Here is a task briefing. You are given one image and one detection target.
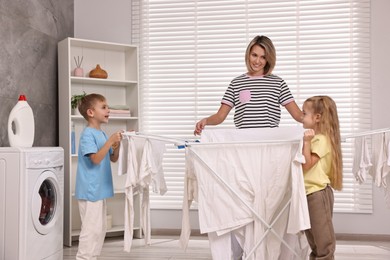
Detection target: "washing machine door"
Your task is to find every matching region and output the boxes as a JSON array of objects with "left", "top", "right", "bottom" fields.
[{"left": 31, "top": 170, "right": 61, "bottom": 235}]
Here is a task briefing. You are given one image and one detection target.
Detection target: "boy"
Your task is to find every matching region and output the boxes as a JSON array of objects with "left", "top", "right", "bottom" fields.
[{"left": 75, "top": 93, "right": 122, "bottom": 260}]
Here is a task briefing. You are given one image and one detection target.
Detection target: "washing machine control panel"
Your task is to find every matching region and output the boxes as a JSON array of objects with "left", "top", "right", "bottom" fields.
[{"left": 25, "top": 149, "right": 64, "bottom": 169}]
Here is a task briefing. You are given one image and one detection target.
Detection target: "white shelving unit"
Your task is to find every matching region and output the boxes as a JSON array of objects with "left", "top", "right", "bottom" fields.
[{"left": 58, "top": 37, "right": 141, "bottom": 247}]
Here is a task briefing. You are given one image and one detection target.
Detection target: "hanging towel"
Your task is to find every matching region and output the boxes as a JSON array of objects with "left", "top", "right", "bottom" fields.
[
  {"left": 384, "top": 132, "right": 390, "bottom": 207},
  {"left": 122, "top": 136, "right": 139, "bottom": 252},
  {"left": 138, "top": 139, "right": 168, "bottom": 245},
  {"left": 371, "top": 133, "right": 390, "bottom": 187},
  {"left": 352, "top": 136, "right": 372, "bottom": 184},
  {"left": 118, "top": 135, "right": 169, "bottom": 251}
]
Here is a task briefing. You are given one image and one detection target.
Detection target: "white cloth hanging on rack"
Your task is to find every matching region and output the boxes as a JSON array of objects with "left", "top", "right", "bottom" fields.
[
  {"left": 180, "top": 126, "right": 310, "bottom": 260},
  {"left": 345, "top": 128, "right": 390, "bottom": 208},
  {"left": 117, "top": 134, "right": 168, "bottom": 252},
  {"left": 352, "top": 136, "right": 372, "bottom": 184},
  {"left": 139, "top": 139, "right": 167, "bottom": 245},
  {"left": 118, "top": 136, "right": 139, "bottom": 252},
  {"left": 370, "top": 132, "right": 390, "bottom": 187},
  {"left": 382, "top": 132, "right": 390, "bottom": 207}
]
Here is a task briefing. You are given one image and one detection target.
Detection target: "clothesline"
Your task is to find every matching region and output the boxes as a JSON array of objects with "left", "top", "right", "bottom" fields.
[
  {"left": 342, "top": 127, "right": 390, "bottom": 141},
  {"left": 121, "top": 131, "right": 189, "bottom": 148},
  {"left": 121, "top": 131, "right": 303, "bottom": 148},
  {"left": 121, "top": 127, "right": 390, "bottom": 147},
  {"left": 185, "top": 139, "right": 301, "bottom": 147}
]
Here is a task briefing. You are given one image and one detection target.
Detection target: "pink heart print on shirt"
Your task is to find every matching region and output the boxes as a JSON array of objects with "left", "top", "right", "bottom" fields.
[{"left": 239, "top": 89, "right": 251, "bottom": 103}]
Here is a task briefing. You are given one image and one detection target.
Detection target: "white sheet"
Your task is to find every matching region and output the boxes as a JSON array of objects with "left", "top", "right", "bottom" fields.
[{"left": 180, "top": 126, "right": 310, "bottom": 259}]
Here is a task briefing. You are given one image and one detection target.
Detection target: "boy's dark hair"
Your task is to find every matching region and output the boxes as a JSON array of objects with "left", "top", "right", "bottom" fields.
[{"left": 78, "top": 93, "right": 106, "bottom": 120}]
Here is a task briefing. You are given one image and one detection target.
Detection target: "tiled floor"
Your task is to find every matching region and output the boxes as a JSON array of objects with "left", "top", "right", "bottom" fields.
[{"left": 63, "top": 236, "right": 390, "bottom": 260}]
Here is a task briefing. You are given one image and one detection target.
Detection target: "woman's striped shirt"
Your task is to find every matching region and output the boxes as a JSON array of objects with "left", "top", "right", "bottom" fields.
[{"left": 221, "top": 73, "right": 294, "bottom": 129}]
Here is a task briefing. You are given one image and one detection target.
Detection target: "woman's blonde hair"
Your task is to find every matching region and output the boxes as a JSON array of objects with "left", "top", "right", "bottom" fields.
[
  {"left": 245, "top": 35, "right": 276, "bottom": 76},
  {"left": 304, "top": 96, "right": 343, "bottom": 190}
]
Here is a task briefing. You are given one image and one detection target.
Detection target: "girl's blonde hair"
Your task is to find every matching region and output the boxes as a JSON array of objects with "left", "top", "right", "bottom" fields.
[
  {"left": 245, "top": 35, "right": 276, "bottom": 76},
  {"left": 305, "top": 96, "right": 343, "bottom": 190}
]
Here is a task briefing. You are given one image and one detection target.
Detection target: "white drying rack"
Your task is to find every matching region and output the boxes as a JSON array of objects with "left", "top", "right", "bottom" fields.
[
  {"left": 121, "top": 130, "right": 307, "bottom": 259},
  {"left": 182, "top": 126, "right": 308, "bottom": 260},
  {"left": 342, "top": 127, "right": 390, "bottom": 141},
  {"left": 187, "top": 143, "right": 304, "bottom": 260},
  {"left": 121, "top": 131, "right": 189, "bottom": 148}
]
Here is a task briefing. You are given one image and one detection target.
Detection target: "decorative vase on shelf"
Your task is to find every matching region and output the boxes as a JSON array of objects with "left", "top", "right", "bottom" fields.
[
  {"left": 74, "top": 67, "right": 84, "bottom": 77},
  {"left": 89, "top": 64, "right": 108, "bottom": 79},
  {"left": 73, "top": 56, "right": 84, "bottom": 77}
]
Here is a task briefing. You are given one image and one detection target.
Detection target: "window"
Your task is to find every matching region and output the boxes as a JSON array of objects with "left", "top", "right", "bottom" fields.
[{"left": 131, "top": 0, "right": 372, "bottom": 213}]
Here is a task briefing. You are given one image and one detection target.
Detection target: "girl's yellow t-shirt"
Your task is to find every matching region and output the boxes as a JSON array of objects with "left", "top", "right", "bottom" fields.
[{"left": 303, "top": 134, "right": 332, "bottom": 195}]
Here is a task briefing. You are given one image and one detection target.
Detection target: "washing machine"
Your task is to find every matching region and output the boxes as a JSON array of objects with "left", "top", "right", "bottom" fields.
[{"left": 0, "top": 147, "right": 64, "bottom": 260}]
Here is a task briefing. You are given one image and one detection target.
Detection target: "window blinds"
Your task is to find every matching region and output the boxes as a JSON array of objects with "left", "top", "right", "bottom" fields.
[{"left": 131, "top": 0, "right": 372, "bottom": 213}]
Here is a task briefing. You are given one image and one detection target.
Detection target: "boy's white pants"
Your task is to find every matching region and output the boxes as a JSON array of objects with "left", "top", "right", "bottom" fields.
[{"left": 76, "top": 200, "right": 107, "bottom": 260}]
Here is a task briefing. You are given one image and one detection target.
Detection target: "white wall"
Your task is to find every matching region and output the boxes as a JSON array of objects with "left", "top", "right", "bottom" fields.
[
  {"left": 75, "top": 0, "right": 390, "bottom": 236},
  {"left": 74, "top": 0, "right": 131, "bottom": 44},
  {"left": 332, "top": 0, "right": 390, "bottom": 236}
]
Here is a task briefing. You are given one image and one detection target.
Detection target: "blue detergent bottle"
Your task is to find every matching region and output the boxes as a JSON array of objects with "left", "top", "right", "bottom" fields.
[{"left": 71, "top": 121, "right": 76, "bottom": 154}]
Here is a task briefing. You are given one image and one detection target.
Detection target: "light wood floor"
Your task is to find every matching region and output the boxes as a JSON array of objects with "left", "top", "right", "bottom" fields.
[{"left": 63, "top": 235, "right": 390, "bottom": 260}]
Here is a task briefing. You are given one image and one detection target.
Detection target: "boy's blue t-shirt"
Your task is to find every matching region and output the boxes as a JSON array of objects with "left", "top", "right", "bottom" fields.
[{"left": 75, "top": 127, "right": 114, "bottom": 201}]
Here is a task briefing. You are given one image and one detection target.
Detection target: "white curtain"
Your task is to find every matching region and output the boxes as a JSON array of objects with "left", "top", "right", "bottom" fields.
[{"left": 131, "top": 0, "right": 372, "bottom": 213}]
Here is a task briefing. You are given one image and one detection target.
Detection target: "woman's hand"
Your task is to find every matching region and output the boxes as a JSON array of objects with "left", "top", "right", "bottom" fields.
[{"left": 194, "top": 118, "right": 207, "bottom": 136}]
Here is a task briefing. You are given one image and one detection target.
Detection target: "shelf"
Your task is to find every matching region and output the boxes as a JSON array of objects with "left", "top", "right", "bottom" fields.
[
  {"left": 71, "top": 225, "right": 141, "bottom": 237},
  {"left": 59, "top": 37, "right": 140, "bottom": 247},
  {"left": 69, "top": 38, "right": 137, "bottom": 52},
  {"left": 71, "top": 115, "right": 138, "bottom": 120},
  {"left": 71, "top": 77, "right": 137, "bottom": 87}
]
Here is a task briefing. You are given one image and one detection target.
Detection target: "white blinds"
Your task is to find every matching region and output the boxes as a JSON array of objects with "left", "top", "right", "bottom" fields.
[{"left": 131, "top": 0, "right": 372, "bottom": 213}]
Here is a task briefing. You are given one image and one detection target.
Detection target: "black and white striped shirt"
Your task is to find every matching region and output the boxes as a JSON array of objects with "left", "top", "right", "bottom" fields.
[{"left": 222, "top": 73, "right": 294, "bottom": 129}]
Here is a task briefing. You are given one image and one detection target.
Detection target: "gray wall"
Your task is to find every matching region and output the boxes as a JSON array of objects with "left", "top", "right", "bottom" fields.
[{"left": 0, "top": 0, "right": 74, "bottom": 147}]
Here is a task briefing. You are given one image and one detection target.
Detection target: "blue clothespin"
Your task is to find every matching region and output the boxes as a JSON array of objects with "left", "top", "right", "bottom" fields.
[{"left": 177, "top": 139, "right": 200, "bottom": 149}]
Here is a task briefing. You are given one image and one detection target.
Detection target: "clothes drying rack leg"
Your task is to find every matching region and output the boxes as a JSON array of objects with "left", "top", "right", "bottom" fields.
[{"left": 188, "top": 148, "right": 304, "bottom": 260}]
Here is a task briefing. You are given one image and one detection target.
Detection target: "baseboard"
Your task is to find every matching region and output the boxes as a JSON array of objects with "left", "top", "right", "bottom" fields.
[
  {"left": 336, "top": 233, "right": 390, "bottom": 241},
  {"left": 150, "top": 229, "right": 390, "bottom": 241},
  {"left": 151, "top": 229, "right": 206, "bottom": 237}
]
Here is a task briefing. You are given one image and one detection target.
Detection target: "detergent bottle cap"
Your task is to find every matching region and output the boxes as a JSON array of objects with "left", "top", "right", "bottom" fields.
[{"left": 18, "top": 95, "right": 27, "bottom": 101}]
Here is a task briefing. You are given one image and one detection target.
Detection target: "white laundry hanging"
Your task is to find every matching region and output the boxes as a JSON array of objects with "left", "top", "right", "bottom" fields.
[
  {"left": 343, "top": 128, "right": 390, "bottom": 208},
  {"left": 180, "top": 126, "right": 310, "bottom": 260},
  {"left": 370, "top": 133, "right": 390, "bottom": 187},
  {"left": 117, "top": 132, "right": 175, "bottom": 252},
  {"left": 345, "top": 129, "right": 390, "bottom": 188},
  {"left": 118, "top": 135, "right": 139, "bottom": 252},
  {"left": 352, "top": 136, "right": 372, "bottom": 184}
]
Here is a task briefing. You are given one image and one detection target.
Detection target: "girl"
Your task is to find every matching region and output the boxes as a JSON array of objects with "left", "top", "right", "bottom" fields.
[{"left": 301, "top": 96, "right": 343, "bottom": 260}]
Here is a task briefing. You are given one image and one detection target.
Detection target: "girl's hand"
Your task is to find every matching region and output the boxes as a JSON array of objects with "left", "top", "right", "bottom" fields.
[{"left": 303, "top": 129, "right": 315, "bottom": 142}]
